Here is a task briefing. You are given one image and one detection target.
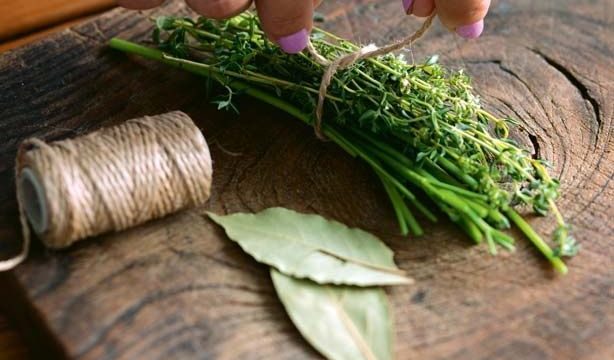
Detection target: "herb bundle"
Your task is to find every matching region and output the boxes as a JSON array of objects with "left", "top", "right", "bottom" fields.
[{"left": 109, "top": 13, "right": 577, "bottom": 273}]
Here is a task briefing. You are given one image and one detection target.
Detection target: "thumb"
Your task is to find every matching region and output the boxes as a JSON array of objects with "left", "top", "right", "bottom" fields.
[{"left": 434, "top": 0, "right": 490, "bottom": 39}]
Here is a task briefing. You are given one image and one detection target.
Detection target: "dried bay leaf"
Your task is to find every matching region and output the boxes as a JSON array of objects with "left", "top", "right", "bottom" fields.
[
  {"left": 208, "top": 207, "right": 411, "bottom": 286},
  {"left": 271, "top": 269, "right": 393, "bottom": 360},
  {"left": 209, "top": 208, "right": 402, "bottom": 358}
]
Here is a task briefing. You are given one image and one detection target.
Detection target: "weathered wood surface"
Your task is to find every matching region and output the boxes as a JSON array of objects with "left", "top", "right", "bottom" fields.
[
  {"left": 0, "top": 314, "right": 28, "bottom": 359},
  {"left": 0, "top": 0, "right": 115, "bottom": 40},
  {"left": 0, "top": 0, "right": 612, "bottom": 359}
]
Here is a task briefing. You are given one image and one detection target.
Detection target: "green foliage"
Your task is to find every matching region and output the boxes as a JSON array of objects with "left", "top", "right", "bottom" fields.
[
  {"left": 109, "top": 12, "right": 577, "bottom": 272},
  {"left": 212, "top": 85, "right": 239, "bottom": 113}
]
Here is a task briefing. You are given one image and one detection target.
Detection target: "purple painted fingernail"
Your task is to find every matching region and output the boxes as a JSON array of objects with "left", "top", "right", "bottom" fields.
[
  {"left": 456, "top": 20, "right": 484, "bottom": 39},
  {"left": 403, "top": 0, "right": 414, "bottom": 14},
  {"left": 278, "top": 29, "right": 309, "bottom": 54}
]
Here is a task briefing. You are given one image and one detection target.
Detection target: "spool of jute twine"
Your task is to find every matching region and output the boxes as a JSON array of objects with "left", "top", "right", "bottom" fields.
[{"left": 0, "top": 111, "right": 212, "bottom": 271}]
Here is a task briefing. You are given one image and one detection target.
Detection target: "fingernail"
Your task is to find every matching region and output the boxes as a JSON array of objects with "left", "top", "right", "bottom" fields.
[
  {"left": 456, "top": 20, "right": 484, "bottom": 39},
  {"left": 278, "top": 29, "right": 309, "bottom": 54},
  {"left": 403, "top": 0, "right": 414, "bottom": 14}
]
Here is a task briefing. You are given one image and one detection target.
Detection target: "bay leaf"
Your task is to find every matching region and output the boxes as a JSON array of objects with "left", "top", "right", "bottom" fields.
[
  {"left": 271, "top": 269, "right": 393, "bottom": 360},
  {"left": 208, "top": 207, "right": 411, "bottom": 286}
]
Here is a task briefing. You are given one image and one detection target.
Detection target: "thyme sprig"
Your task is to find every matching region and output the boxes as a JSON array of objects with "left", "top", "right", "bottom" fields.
[{"left": 109, "top": 13, "right": 578, "bottom": 272}]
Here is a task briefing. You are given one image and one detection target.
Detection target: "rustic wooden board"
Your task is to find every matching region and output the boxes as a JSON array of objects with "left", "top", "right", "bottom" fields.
[
  {"left": 0, "top": 0, "right": 612, "bottom": 359},
  {"left": 0, "top": 314, "right": 28, "bottom": 359},
  {"left": 0, "top": 14, "right": 99, "bottom": 53},
  {"left": 0, "top": 0, "right": 115, "bottom": 40}
]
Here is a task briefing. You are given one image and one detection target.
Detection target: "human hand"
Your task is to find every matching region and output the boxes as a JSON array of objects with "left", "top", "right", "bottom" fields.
[
  {"left": 404, "top": 0, "right": 490, "bottom": 39},
  {"left": 118, "top": 0, "right": 489, "bottom": 55},
  {"left": 118, "top": 0, "right": 322, "bottom": 54}
]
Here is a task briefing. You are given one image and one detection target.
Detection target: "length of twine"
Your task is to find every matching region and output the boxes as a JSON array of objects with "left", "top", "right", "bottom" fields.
[
  {"left": 0, "top": 111, "right": 212, "bottom": 271},
  {"left": 306, "top": 13, "right": 436, "bottom": 138}
]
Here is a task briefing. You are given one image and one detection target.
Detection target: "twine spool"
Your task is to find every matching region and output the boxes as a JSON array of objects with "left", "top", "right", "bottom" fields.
[{"left": 0, "top": 111, "right": 212, "bottom": 271}]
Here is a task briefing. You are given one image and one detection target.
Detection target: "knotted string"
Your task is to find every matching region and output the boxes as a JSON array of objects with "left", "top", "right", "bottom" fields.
[{"left": 307, "top": 13, "right": 436, "bottom": 139}]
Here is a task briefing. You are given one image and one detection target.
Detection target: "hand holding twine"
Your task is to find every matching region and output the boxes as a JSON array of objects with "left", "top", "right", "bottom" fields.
[{"left": 307, "top": 14, "right": 436, "bottom": 138}]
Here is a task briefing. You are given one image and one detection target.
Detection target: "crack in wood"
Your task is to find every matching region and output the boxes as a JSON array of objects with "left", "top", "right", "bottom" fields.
[
  {"left": 530, "top": 48, "right": 602, "bottom": 130},
  {"left": 528, "top": 133, "right": 541, "bottom": 159}
]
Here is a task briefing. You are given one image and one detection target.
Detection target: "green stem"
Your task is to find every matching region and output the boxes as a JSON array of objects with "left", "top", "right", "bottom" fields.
[
  {"left": 346, "top": 134, "right": 438, "bottom": 222},
  {"left": 109, "top": 36, "right": 571, "bottom": 272},
  {"left": 379, "top": 173, "right": 409, "bottom": 236},
  {"left": 436, "top": 156, "right": 478, "bottom": 188},
  {"left": 505, "top": 209, "right": 568, "bottom": 274},
  {"left": 109, "top": 39, "right": 314, "bottom": 127},
  {"left": 110, "top": 38, "right": 436, "bottom": 238}
]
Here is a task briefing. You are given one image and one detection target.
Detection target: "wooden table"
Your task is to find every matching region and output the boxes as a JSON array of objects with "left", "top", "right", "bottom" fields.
[
  {"left": 0, "top": 2, "right": 115, "bottom": 358},
  {"left": 0, "top": 0, "right": 612, "bottom": 359},
  {"left": 0, "top": 0, "right": 115, "bottom": 52}
]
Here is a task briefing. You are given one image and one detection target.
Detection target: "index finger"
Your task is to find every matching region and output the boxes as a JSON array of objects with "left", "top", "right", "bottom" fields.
[
  {"left": 434, "top": 0, "right": 490, "bottom": 38},
  {"left": 255, "top": 0, "right": 314, "bottom": 54}
]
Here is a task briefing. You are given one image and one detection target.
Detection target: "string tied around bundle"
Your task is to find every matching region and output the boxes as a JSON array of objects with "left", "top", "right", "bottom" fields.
[
  {"left": 306, "top": 13, "right": 436, "bottom": 139},
  {"left": 0, "top": 111, "right": 213, "bottom": 271}
]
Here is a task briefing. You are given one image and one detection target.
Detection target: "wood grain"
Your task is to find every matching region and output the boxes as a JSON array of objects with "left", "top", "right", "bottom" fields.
[
  {"left": 0, "top": 15, "right": 97, "bottom": 53},
  {"left": 0, "top": 0, "right": 115, "bottom": 40},
  {"left": 0, "top": 315, "right": 28, "bottom": 359},
  {"left": 0, "top": 0, "right": 612, "bottom": 359}
]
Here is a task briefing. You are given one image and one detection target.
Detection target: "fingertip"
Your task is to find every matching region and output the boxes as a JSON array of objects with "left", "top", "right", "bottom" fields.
[
  {"left": 412, "top": 0, "right": 435, "bottom": 18},
  {"left": 278, "top": 29, "right": 309, "bottom": 54},
  {"left": 456, "top": 19, "right": 484, "bottom": 39},
  {"left": 403, "top": 0, "right": 414, "bottom": 14},
  {"left": 434, "top": 0, "right": 490, "bottom": 31},
  {"left": 256, "top": 0, "right": 313, "bottom": 54}
]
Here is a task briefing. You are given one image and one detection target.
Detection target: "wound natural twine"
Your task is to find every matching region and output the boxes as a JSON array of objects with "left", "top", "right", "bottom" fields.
[
  {"left": 307, "top": 13, "right": 436, "bottom": 139},
  {"left": 0, "top": 111, "right": 212, "bottom": 271}
]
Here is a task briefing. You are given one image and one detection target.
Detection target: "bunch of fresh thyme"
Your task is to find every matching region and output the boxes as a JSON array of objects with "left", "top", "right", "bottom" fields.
[{"left": 109, "top": 13, "right": 578, "bottom": 273}]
